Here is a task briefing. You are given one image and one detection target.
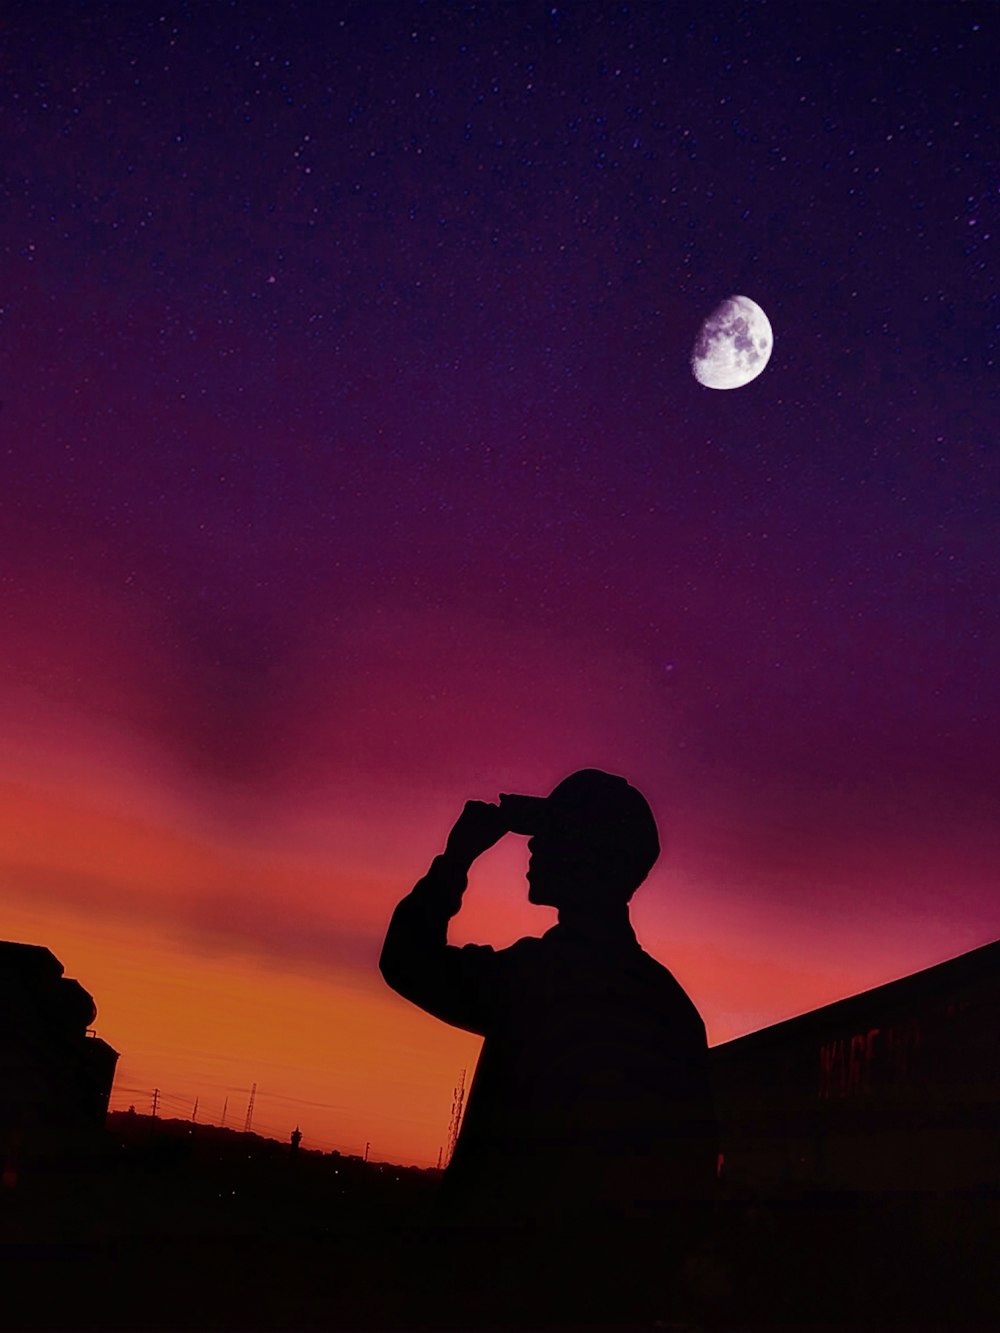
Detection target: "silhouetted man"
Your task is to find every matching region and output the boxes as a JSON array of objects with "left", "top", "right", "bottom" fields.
[{"left": 380, "top": 769, "right": 716, "bottom": 1319}]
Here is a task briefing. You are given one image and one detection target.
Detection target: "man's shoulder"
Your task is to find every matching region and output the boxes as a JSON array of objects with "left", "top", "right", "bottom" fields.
[
  {"left": 634, "top": 947, "right": 708, "bottom": 1040},
  {"left": 495, "top": 933, "right": 548, "bottom": 962}
]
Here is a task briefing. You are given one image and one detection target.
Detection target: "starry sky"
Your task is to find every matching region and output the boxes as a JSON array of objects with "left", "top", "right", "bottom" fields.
[{"left": 2, "top": 1, "right": 998, "bottom": 1165}]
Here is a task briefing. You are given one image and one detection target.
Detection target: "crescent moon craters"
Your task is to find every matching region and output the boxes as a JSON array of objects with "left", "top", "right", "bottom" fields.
[{"left": 691, "top": 295, "right": 773, "bottom": 390}]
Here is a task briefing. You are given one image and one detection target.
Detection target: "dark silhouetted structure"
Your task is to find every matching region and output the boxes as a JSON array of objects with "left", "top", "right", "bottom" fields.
[
  {"left": 712, "top": 936, "right": 1000, "bottom": 1196},
  {"left": 381, "top": 770, "right": 717, "bottom": 1319},
  {"left": 0, "top": 941, "right": 118, "bottom": 1186},
  {"left": 708, "top": 938, "right": 1000, "bottom": 1326}
]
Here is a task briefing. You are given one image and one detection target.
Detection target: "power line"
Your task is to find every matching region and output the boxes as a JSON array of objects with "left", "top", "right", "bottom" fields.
[{"left": 253, "top": 1090, "right": 350, "bottom": 1112}]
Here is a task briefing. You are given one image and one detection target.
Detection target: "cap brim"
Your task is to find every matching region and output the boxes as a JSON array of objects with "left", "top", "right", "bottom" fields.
[{"left": 498, "top": 793, "right": 548, "bottom": 836}]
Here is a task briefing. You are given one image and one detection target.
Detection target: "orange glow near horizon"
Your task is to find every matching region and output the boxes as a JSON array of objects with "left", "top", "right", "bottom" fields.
[{"left": 0, "top": 892, "right": 481, "bottom": 1167}]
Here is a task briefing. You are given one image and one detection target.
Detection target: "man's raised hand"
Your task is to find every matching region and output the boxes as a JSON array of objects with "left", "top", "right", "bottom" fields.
[{"left": 443, "top": 800, "right": 508, "bottom": 873}]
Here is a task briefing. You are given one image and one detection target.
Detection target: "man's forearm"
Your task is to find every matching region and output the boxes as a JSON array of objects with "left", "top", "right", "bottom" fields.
[{"left": 378, "top": 853, "right": 469, "bottom": 999}]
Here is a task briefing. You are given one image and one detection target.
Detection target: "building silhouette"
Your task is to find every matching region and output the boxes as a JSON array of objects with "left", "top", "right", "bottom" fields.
[
  {"left": 707, "top": 938, "right": 1000, "bottom": 1326},
  {"left": 711, "top": 936, "right": 1000, "bottom": 1197},
  {"left": 0, "top": 940, "right": 118, "bottom": 1185}
]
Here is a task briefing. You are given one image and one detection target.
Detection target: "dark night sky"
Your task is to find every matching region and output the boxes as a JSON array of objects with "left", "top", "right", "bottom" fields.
[{"left": 2, "top": 1, "right": 998, "bottom": 1161}]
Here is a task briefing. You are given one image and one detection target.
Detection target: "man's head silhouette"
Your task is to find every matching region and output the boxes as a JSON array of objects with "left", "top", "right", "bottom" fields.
[{"left": 500, "top": 769, "right": 660, "bottom": 909}]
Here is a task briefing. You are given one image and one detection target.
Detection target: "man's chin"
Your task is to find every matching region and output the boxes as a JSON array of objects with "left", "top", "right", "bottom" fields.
[{"left": 527, "top": 880, "right": 554, "bottom": 907}]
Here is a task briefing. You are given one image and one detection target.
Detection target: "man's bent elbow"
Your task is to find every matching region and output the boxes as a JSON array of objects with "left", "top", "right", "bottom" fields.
[
  {"left": 379, "top": 926, "right": 419, "bottom": 1000},
  {"left": 379, "top": 938, "right": 403, "bottom": 993}
]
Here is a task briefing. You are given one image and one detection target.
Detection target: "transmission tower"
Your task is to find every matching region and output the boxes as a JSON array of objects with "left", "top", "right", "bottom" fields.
[
  {"left": 220, "top": 1096, "right": 228, "bottom": 1128},
  {"left": 244, "top": 1083, "right": 256, "bottom": 1134},
  {"left": 446, "top": 1068, "right": 466, "bottom": 1167}
]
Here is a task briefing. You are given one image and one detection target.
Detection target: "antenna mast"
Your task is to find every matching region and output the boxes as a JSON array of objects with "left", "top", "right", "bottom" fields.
[
  {"left": 244, "top": 1083, "right": 256, "bottom": 1134},
  {"left": 446, "top": 1068, "right": 466, "bottom": 1167}
]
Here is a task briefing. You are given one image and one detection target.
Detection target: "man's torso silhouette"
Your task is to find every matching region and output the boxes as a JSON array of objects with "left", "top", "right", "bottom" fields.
[{"left": 381, "top": 853, "right": 715, "bottom": 1229}]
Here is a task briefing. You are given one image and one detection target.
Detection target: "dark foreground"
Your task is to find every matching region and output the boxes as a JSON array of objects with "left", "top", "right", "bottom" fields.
[{"left": 1, "top": 1123, "right": 997, "bottom": 1331}]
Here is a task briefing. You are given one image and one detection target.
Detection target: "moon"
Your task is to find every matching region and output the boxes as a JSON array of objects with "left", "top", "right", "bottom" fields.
[{"left": 691, "top": 295, "right": 773, "bottom": 390}]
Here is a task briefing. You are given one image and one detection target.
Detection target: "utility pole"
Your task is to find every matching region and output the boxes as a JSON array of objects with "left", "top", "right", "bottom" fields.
[
  {"left": 192, "top": 1097, "right": 198, "bottom": 1122},
  {"left": 364, "top": 1141, "right": 370, "bottom": 1162},
  {"left": 151, "top": 1088, "right": 159, "bottom": 1119},
  {"left": 244, "top": 1083, "right": 256, "bottom": 1134},
  {"left": 220, "top": 1097, "right": 228, "bottom": 1128},
  {"left": 446, "top": 1068, "right": 466, "bottom": 1167},
  {"left": 436, "top": 1146, "right": 443, "bottom": 1171}
]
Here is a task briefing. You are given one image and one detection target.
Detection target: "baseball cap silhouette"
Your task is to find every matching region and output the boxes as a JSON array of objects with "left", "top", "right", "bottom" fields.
[{"left": 501, "top": 769, "right": 660, "bottom": 889}]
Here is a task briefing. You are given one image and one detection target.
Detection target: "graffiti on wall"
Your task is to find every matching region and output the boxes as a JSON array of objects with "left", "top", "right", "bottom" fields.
[{"left": 818, "top": 1018, "right": 923, "bottom": 1100}]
